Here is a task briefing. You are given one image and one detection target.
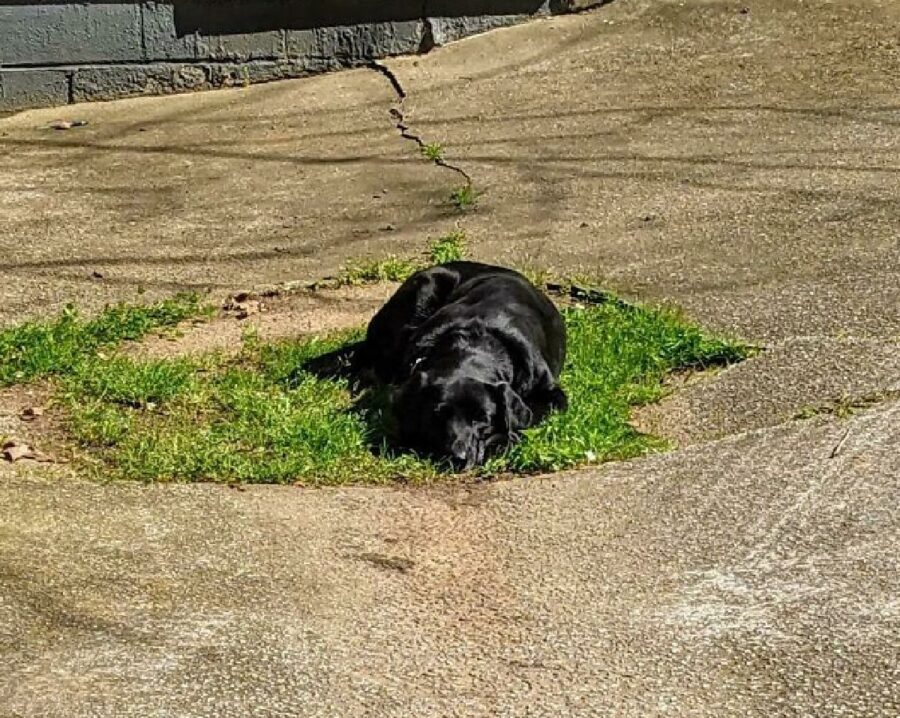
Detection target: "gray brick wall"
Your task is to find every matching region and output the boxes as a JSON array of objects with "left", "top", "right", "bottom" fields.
[{"left": 0, "top": 0, "right": 605, "bottom": 111}]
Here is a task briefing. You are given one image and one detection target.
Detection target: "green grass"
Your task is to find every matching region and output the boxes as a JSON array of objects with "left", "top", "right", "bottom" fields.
[
  {"left": 335, "top": 256, "right": 420, "bottom": 286},
  {"left": 420, "top": 142, "right": 445, "bottom": 162},
  {"left": 63, "top": 329, "right": 441, "bottom": 484},
  {"left": 503, "top": 303, "right": 746, "bottom": 471},
  {"left": 450, "top": 184, "right": 478, "bottom": 211},
  {"left": 331, "top": 232, "right": 468, "bottom": 287},
  {"left": 427, "top": 231, "right": 467, "bottom": 264},
  {"left": 56, "top": 298, "right": 748, "bottom": 485},
  {"left": 0, "top": 294, "right": 204, "bottom": 386}
]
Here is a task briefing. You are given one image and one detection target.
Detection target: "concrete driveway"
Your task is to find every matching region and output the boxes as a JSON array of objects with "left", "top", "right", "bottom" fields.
[{"left": 1, "top": 1, "right": 899, "bottom": 716}]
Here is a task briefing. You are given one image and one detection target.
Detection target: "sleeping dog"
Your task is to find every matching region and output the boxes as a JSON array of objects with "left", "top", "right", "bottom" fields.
[{"left": 361, "top": 261, "right": 567, "bottom": 468}]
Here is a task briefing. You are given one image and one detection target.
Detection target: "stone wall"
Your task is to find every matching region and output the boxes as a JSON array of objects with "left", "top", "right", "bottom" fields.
[{"left": 0, "top": 1, "right": 602, "bottom": 111}]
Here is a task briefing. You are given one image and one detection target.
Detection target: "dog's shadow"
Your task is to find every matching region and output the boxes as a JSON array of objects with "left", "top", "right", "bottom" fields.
[{"left": 289, "top": 341, "right": 405, "bottom": 459}]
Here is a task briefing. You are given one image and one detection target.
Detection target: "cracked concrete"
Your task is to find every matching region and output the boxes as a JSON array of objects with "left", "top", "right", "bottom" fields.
[
  {"left": 370, "top": 59, "right": 474, "bottom": 185},
  {"left": 387, "top": 0, "right": 900, "bottom": 345},
  {"left": 1, "top": 0, "right": 900, "bottom": 715}
]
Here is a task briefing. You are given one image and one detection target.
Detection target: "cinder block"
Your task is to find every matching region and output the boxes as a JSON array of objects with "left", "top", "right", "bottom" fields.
[
  {"left": 0, "top": 4, "right": 142, "bottom": 65},
  {"left": 427, "top": 15, "right": 530, "bottom": 46},
  {"left": 0, "top": 68, "right": 70, "bottom": 111},
  {"left": 197, "top": 31, "right": 286, "bottom": 62},
  {"left": 423, "top": 0, "right": 550, "bottom": 45},
  {"left": 72, "top": 65, "right": 207, "bottom": 103},
  {"left": 287, "top": 21, "right": 425, "bottom": 65},
  {"left": 142, "top": 2, "right": 198, "bottom": 61}
]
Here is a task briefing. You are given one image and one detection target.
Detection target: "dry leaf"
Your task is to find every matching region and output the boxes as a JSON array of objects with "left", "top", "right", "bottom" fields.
[
  {"left": 2, "top": 440, "right": 36, "bottom": 462},
  {"left": 1, "top": 439, "right": 56, "bottom": 463},
  {"left": 50, "top": 119, "right": 88, "bottom": 131}
]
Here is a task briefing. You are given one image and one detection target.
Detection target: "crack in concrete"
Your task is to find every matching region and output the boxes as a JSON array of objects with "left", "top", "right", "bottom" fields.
[{"left": 368, "top": 60, "right": 472, "bottom": 186}]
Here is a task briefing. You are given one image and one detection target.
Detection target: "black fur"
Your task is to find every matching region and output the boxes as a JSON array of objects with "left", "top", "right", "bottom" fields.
[{"left": 361, "top": 262, "right": 567, "bottom": 468}]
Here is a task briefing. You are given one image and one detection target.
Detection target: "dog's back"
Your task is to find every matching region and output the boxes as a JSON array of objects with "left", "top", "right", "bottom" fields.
[
  {"left": 413, "top": 267, "right": 566, "bottom": 379},
  {"left": 365, "top": 262, "right": 563, "bottom": 382}
]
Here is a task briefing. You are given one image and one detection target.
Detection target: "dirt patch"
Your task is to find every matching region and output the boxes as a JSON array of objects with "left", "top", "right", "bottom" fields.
[
  {"left": 130, "top": 283, "right": 397, "bottom": 359},
  {"left": 0, "top": 382, "right": 71, "bottom": 466}
]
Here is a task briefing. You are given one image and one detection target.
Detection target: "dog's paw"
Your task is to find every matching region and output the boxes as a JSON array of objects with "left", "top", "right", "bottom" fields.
[{"left": 547, "top": 386, "right": 568, "bottom": 412}]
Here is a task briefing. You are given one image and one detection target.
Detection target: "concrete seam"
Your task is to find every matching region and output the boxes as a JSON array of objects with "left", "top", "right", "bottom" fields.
[{"left": 420, "top": 0, "right": 435, "bottom": 54}]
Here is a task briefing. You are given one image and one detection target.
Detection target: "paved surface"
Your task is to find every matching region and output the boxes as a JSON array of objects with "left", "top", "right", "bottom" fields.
[{"left": 1, "top": 1, "right": 899, "bottom": 716}]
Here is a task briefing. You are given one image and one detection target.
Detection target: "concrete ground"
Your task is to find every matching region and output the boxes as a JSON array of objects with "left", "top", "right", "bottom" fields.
[{"left": 1, "top": 0, "right": 899, "bottom": 716}]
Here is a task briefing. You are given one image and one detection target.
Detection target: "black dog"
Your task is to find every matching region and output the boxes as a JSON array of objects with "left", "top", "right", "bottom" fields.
[{"left": 359, "top": 261, "right": 568, "bottom": 468}]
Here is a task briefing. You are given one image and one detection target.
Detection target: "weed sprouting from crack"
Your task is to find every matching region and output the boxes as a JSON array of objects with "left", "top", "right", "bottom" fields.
[
  {"left": 420, "top": 142, "right": 445, "bottom": 163},
  {"left": 334, "top": 256, "right": 420, "bottom": 287},
  {"left": 450, "top": 184, "right": 478, "bottom": 211}
]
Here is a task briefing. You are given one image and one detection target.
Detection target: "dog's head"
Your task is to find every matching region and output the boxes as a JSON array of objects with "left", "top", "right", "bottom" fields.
[{"left": 393, "top": 371, "right": 533, "bottom": 469}]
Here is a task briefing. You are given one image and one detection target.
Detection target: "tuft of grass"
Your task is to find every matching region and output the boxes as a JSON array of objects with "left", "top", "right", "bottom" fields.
[
  {"left": 335, "top": 256, "right": 419, "bottom": 286},
  {"left": 0, "top": 294, "right": 204, "bottom": 387},
  {"left": 427, "top": 231, "right": 467, "bottom": 264},
  {"left": 64, "top": 356, "right": 198, "bottom": 408},
  {"left": 60, "top": 294, "right": 749, "bottom": 485},
  {"left": 330, "top": 233, "right": 470, "bottom": 288},
  {"left": 450, "top": 184, "right": 477, "bottom": 211},
  {"left": 420, "top": 142, "right": 445, "bottom": 162},
  {"left": 517, "top": 265, "right": 555, "bottom": 289}
]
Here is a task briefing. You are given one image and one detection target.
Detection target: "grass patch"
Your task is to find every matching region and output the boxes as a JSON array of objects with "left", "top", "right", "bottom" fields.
[
  {"left": 58, "top": 297, "right": 748, "bottom": 484},
  {"left": 0, "top": 294, "right": 204, "bottom": 387},
  {"left": 503, "top": 303, "right": 746, "bottom": 471},
  {"left": 450, "top": 184, "right": 478, "bottom": 211},
  {"left": 64, "top": 356, "right": 199, "bottom": 408}
]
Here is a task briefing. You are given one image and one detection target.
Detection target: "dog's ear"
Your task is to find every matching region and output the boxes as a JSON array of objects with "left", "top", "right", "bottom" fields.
[
  {"left": 494, "top": 383, "right": 533, "bottom": 433},
  {"left": 396, "top": 370, "right": 429, "bottom": 406}
]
